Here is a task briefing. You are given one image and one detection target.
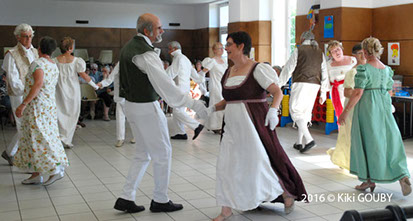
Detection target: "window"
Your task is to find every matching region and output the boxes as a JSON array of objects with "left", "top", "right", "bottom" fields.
[
  {"left": 219, "top": 3, "right": 228, "bottom": 58},
  {"left": 271, "top": 0, "right": 296, "bottom": 65},
  {"left": 288, "top": 0, "right": 297, "bottom": 55}
]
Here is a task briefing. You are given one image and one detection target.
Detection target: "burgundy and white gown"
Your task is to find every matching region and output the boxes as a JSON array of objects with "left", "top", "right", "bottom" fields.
[{"left": 215, "top": 63, "right": 307, "bottom": 211}]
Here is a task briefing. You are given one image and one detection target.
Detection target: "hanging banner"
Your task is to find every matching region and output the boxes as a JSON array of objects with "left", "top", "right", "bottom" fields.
[
  {"left": 388, "top": 42, "right": 400, "bottom": 66},
  {"left": 324, "top": 16, "right": 334, "bottom": 38}
]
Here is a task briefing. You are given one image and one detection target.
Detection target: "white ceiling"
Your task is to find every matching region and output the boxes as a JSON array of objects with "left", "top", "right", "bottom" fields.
[{"left": 55, "top": 0, "right": 225, "bottom": 5}]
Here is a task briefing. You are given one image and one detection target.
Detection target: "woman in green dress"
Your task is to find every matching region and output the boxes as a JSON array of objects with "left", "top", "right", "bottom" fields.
[{"left": 338, "top": 37, "right": 411, "bottom": 196}]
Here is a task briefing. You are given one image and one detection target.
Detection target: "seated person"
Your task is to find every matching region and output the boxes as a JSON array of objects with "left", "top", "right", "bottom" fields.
[
  {"left": 0, "top": 73, "right": 14, "bottom": 125},
  {"left": 82, "top": 63, "right": 105, "bottom": 120},
  {"left": 95, "top": 66, "right": 114, "bottom": 121},
  {"left": 89, "top": 63, "right": 102, "bottom": 82}
]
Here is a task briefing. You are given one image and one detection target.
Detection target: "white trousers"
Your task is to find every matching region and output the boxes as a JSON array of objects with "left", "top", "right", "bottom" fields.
[
  {"left": 6, "top": 95, "right": 23, "bottom": 156},
  {"left": 289, "top": 82, "right": 320, "bottom": 123},
  {"left": 170, "top": 107, "right": 199, "bottom": 136},
  {"left": 120, "top": 101, "right": 171, "bottom": 203},
  {"left": 116, "top": 100, "right": 126, "bottom": 140}
]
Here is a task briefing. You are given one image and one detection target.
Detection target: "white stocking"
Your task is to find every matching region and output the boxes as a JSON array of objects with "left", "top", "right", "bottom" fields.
[{"left": 296, "top": 119, "right": 313, "bottom": 145}]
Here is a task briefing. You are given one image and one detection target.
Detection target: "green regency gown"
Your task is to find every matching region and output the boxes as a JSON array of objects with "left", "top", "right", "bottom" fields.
[{"left": 350, "top": 64, "right": 410, "bottom": 183}]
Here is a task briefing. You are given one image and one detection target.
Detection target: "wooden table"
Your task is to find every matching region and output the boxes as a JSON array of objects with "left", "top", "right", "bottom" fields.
[{"left": 392, "top": 96, "right": 413, "bottom": 139}]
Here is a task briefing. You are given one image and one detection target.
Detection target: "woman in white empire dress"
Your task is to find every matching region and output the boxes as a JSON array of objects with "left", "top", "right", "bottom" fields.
[
  {"left": 54, "top": 37, "right": 99, "bottom": 148},
  {"left": 205, "top": 32, "right": 307, "bottom": 221},
  {"left": 201, "top": 42, "right": 228, "bottom": 134}
]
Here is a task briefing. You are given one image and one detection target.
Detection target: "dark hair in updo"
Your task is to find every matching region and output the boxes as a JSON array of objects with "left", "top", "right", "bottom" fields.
[
  {"left": 352, "top": 43, "right": 362, "bottom": 54},
  {"left": 227, "top": 31, "right": 252, "bottom": 56},
  {"left": 39, "top": 36, "right": 57, "bottom": 56}
]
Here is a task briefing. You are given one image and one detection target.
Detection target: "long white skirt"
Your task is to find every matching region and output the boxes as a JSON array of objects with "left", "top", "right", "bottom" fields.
[
  {"left": 206, "top": 79, "right": 224, "bottom": 130},
  {"left": 216, "top": 102, "right": 283, "bottom": 211},
  {"left": 56, "top": 78, "right": 81, "bottom": 146}
]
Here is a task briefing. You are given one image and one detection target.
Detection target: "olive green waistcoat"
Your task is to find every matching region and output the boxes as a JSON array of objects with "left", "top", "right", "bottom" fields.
[{"left": 119, "top": 36, "right": 160, "bottom": 102}]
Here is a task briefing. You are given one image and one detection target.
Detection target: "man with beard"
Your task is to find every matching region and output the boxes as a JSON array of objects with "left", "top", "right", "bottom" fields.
[{"left": 113, "top": 13, "right": 207, "bottom": 213}]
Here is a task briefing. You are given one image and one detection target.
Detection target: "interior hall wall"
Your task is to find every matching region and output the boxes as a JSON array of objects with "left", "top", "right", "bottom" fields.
[
  {"left": 296, "top": 4, "right": 413, "bottom": 85},
  {"left": 0, "top": 25, "right": 214, "bottom": 66},
  {"left": 228, "top": 20, "right": 272, "bottom": 63},
  {"left": 296, "top": 7, "right": 372, "bottom": 56},
  {"left": 373, "top": 4, "right": 413, "bottom": 84}
]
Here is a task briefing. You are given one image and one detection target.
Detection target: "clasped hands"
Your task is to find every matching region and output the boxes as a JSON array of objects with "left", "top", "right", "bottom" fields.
[{"left": 194, "top": 100, "right": 215, "bottom": 119}]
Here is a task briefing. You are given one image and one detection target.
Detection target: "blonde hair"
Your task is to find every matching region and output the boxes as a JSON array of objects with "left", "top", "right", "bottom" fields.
[
  {"left": 212, "top": 42, "right": 223, "bottom": 51},
  {"left": 361, "top": 37, "right": 383, "bottom": 58},
  {"left": 327, "top": 40, "right": 343, "bottom": 53},
  {"left": 60, "top": 37, "right": 74, "bottom": 54}
]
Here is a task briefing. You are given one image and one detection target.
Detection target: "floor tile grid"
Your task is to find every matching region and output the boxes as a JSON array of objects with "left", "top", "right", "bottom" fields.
[
  {"left": 70, "top": 125, "right": 207, "bottom": 220},
  {"left": 77, "top": 122, "right": 254, "bottom": 220},
  {"left": 2, "top": 158, "right": 23, "bottom": 221},
  {"left": 76, "top": 123, "right": 247, "bottom": 220},
  {"left": 0, "top": 130, "right": 23, "bottom": 220},
  {"left": 1, "top": 118, "right": 413, "bottom": 221},
  {"left": 64, "top": 136, "right": 138, "bottom": 221},
  {"left": 60, "top": 121, "right": 413, "bottom": 220}
]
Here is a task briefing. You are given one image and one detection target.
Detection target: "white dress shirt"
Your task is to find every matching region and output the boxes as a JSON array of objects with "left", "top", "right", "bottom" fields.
[
  {"left": 131, "top": 33, "right": 193, "bottom": 108},
  {"left": 166, "top": 49, "right": 192, "bottom": 93}
]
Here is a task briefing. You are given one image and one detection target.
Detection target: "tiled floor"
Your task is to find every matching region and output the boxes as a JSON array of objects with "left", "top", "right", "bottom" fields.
[{"left": 1, "top": 117, "right": 412, "bottom": 221}]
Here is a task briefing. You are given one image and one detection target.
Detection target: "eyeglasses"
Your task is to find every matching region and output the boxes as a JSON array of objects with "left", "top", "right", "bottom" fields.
[
  {"left": 21, "top": 35, "right": 33, "bottom": 39},
  {"left": 225, "top": 42, "right": 234, "bottom": 48},
  {"left": 330, "top": 48, "right": 342, "bottom": 54}
]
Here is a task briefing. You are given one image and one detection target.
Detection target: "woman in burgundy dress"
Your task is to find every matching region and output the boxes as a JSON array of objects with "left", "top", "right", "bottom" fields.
[{"left": 205, "top": 31, "right": 307, "bottom": 221}]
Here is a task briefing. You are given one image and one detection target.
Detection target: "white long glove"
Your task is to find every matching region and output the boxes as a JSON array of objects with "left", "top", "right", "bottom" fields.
[
  {"left": 319, "top": 92, "right": 326, "bottom": 104},
  {"left": 88, "top": 80, "right": 99, "bottom": 90},
  {"left": 264, "top": 107, "right": 279, "bottom": 130},
  {"left": 196, "top": 105, "right": 216, "bottom": 120}
]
